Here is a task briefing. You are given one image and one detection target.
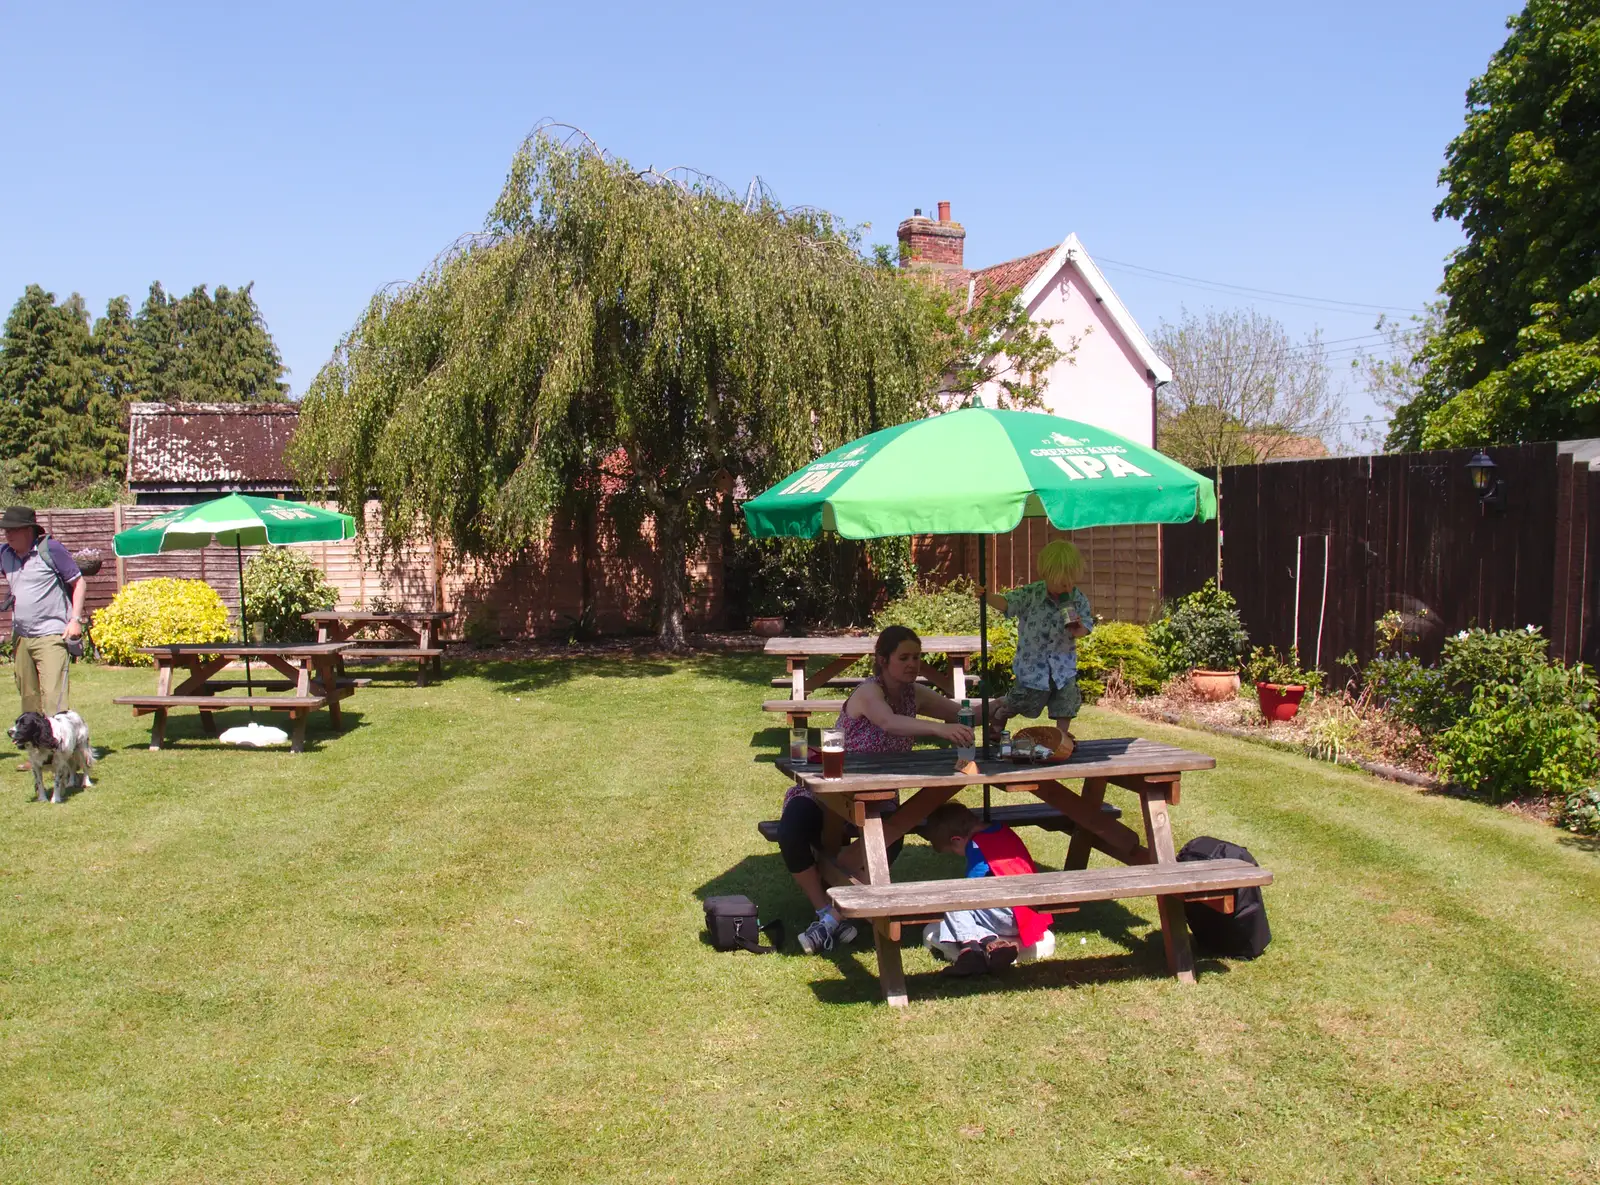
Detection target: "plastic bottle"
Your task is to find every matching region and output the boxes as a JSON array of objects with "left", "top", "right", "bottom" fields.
[{"left": 956, "top": 698, "right": 976, "bottom": 764}]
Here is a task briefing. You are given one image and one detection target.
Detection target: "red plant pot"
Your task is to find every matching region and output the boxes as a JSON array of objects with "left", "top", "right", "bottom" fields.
[
  {"left": 1256, "top": 682, "right": 1307, "bottom": 722},
  {"left": 750, "top": 616, "right": 786, "bottom": 638}
]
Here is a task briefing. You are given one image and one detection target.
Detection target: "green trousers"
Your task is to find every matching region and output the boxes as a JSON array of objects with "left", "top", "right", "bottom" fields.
[{"left": 14, "top": 634, "right": 69, "bottom": 716}]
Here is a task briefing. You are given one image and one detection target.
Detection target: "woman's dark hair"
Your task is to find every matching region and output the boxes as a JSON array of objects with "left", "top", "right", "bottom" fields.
[{"left": 873, "top": 625, "right": 921, "bottom": 672}]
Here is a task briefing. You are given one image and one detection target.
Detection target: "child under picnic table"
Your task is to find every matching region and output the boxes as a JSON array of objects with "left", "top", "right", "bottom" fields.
[
  {"left": 918, "top": 801, "right": 1057, "bottom": 974},
  {"left": 983, "top": 539, "right": 1093, "bottom": 738}
]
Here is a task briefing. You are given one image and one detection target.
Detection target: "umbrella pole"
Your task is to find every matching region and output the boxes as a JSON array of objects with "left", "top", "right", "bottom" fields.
[
  {"left": 978, "top": 532, "right": 991, "bottom": 824},
  {"left": 235, "top": 541, "right": 256, "bottom": 720}
]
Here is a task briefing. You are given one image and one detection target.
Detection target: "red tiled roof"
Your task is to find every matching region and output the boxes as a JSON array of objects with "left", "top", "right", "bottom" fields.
[
  {"left": 127, "top": 402, "right": 300, "bottom": 487},
  {"left": 967, "top": 247, "right": 1057, "bottom": 303},
  {"left": 1247, "top": 433, "right": 1330, "bottom": 462}
]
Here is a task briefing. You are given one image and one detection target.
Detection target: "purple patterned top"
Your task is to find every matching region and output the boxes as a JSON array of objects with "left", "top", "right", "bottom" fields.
[
  {"left": 839, "top": 675, "right": 917, "bottom": 754},
  {"left": 785, "top": 675, "right": 916, "bottom": 806}
]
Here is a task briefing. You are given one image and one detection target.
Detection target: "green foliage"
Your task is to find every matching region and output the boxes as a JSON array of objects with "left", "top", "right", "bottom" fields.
[
  {"left": 1363, "top": 654, "right": 1450, "bottom": 733},
  {"left": 1433, "top": 660, "right": 1600, "bottom": 801},
  {"left": 91, "top": 577, "right": 231, "bottom": 666},
  {"left": 1559, "top": 786, "right": 1600, "bottom": 835},
  {"left": 1243, "top": 646, "right": 1323, "bottom": 692},
  {"left": 729, "top": 534, "right": 888, "bottom": 628},
  {"left": 462, "top": 603, "right": 501, "bottom": 649},
  {"left": 242, "top": 547, "right": 338, "bottom": 643},
  {"left": 1076, "top": 621, "right": 1162, "bottom": 702},
  {"left": 1147, "top": 580, "right": 1249, "bottom": 675},
  {"left": 290, "top": 128, "right": 954, "bottom": 648},
  {"left": 0, "top": 286, "right": 104, "bottom": 490},
  {"left": 0, "top": 280, "right": 284, "bottom": 496},
  {"left": 869, "top": 577, "right": 1017, "bottom": 694},
  {"left": 1399, "top": 0, "right": 1600, "bottom": 448}
]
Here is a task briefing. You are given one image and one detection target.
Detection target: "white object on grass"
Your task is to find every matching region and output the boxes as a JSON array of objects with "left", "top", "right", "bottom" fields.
[{"left": 219, "top": 722, "right": 289, "bottom": 747}]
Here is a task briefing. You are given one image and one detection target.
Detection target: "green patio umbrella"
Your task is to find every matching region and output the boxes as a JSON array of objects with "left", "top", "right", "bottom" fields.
[
  {"left": 112, "top": 494, "right": 358, "bottom": 741},
  {"left": 743, "top": 406, "right": 1216, "bottom": 755}
]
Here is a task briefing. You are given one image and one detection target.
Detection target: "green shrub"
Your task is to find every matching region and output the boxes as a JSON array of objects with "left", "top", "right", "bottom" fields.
[
  {"left": 1432, "top": 660, "right": 1600, "bottom": 801},
  {"left": 1148, "top": 580, "right": 1248, "bottom": 676},
  {"left": 1363, "top": 654, "right": 1449, "bottom": 733},
  {"left": 1437, "top": 625, "right": 1551, "bottom": 724},
  {"left": 1559, "top": 787, "right": 1600, "bottom": 835},
  {"left": 1076, "top": 621, "right": 1162, "bottom": 702},
  {"left": 869, "top": 577, "right": 1018, "bottom": 694},
  {"left": 91, "top": 578, "right": 231, "bottom": 666},
  {"left": 242, "top": 547, "right": 338, "bottom": 643},
  {"left": 463, "top": 603, "right": 501, "bottom": 649}
]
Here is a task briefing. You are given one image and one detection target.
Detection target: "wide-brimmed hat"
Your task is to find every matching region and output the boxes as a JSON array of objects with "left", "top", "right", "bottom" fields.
[{"left": 0, "top": 506, "right": 41, "bottom": 533}]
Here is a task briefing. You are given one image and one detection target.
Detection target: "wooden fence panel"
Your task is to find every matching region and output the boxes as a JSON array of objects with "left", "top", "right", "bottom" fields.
[{"left": 1162, "top": 444, "right": 1571, "bottom": 673}]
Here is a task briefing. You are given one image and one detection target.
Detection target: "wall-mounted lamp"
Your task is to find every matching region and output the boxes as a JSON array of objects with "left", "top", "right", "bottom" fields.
[{"left": 1466, "top": 451, "right": 1506, "bottom": 512}]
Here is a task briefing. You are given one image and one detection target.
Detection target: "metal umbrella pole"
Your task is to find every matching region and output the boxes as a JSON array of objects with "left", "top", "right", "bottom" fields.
[
  {"left": 979, "top": 531, "right": 991, "bottom": 822},
  {"left": 234, "top": 540, "right": 257, "bottom": 721}
]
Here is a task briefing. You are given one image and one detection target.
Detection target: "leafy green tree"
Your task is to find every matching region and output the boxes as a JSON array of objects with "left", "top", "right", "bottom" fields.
[
  {"left": 0, "top": 285, "right": 103, "bottom": 489},
  {"left": 88, "top": 295, "right": 143, "bottom": 477},
  {"left": 292, "top": 129, "right": 950, "bottom": 647},
  {"left": 1406, "top": 0, "right": 1600, "bottom": 447},
  {"left": 135, "top": 281, "right": 286, "bottom": 402}
]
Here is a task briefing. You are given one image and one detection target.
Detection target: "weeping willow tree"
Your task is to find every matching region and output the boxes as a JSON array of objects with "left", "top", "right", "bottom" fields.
[{"left": 291, "top": 128, "right": 950, "bottom": 647}]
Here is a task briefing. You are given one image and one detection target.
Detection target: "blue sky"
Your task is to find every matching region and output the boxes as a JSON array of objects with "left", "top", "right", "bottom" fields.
[{"left": 1, "top": 1, "right": 1520, "bottom": 440}]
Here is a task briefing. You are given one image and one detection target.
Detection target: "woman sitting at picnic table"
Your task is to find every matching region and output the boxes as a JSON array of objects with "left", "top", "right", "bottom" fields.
[{"left": 779, "top": 624, "right": 975, "bottom": 955}]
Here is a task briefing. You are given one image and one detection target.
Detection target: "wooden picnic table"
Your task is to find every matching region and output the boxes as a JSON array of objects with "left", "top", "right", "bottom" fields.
[
  {"left": 762, "top": 635, "right": 983, "bottom": 727},
  {"left": 113, "top": 642, "right": 357, "bottom": 752},
  {"left": 775, "top": 737, "right": 1270, "bottom": 1006},
  {"left": 303, "top": 610, "right": 451, "bottom": 686}
]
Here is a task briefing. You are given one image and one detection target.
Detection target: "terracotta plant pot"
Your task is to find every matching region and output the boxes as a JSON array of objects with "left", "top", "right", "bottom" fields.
[
  {"left": 750, "top": 616, "right": 786, "bottom": 637},
  {"left": 1257, "top": 682, "right": 1307, "bottom": 722},
  {"left": 1190, "top": 669, "right": 1241, "bottom": 702}
]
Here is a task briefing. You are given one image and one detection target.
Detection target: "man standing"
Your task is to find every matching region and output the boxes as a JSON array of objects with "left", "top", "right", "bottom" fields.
[{"left": 0, "top": 507, "right": 84, "bottom": 719}]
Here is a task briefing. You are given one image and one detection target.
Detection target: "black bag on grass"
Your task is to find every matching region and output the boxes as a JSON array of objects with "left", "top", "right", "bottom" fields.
[
  {"left": 702, "top": 895, "right": 782, "bottom": 953},
  {"left": 1177, "top": 836, "right": 1271, "bottom": 958}
]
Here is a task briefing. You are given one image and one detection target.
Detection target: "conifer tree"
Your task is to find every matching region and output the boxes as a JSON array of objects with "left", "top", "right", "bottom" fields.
[{"left": 0, "top": 286, "right": 102, "bottom": 489}]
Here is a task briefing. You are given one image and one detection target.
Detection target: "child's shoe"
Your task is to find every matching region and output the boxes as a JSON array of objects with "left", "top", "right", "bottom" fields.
[
  {"left": 796, "top": 910, "right": 857, "bottom": 954},
  {"left": 946, "top": 941, "right": 989, "bottom": 977},
  {"left": 982, "top": 936, "right": 1019, "bottom": 971}
]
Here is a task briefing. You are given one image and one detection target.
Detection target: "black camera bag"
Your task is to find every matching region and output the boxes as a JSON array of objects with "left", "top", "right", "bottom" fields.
[
  {"left": 1177, "top": 835, "right": 1271, "bottom": 958},
  {"left": 703, "top": 895, "right": 782, "bottom": 953}
]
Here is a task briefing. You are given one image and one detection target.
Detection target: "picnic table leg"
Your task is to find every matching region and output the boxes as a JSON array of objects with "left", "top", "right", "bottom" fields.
[
  {"left": 786, "top": 658, "right": 806, "bottom": 701},
  {"left": 313, "top": 657, "right": 343, "bottom": 729},
  {"left": 199, "top": 710, "right": 218, "bottom": 738},
  {"left": 148, "top": 709, "right": 168, "bottom": 751},
  {"left": 950, "top": 657, "right": 968, "bottom": 701},
  {"left": 1138, "top": 784, "right": 1196, "bottom": 984},
  {"left": 856, "top": 804, "right": 907, "bottom": 1008},
  {"left": 1064, "top": 777, "right": 1108, "bottom": 870},
  {"left": 290, "top": 710, "right": 309, "bottom": 754}
]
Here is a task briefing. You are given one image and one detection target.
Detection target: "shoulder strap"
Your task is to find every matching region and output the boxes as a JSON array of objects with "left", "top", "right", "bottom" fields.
[
  {"left": 36, "top": 535, "right": 74, "bottom": 602},
  {"left": 735, "top": 917, "right": 784, "bottom": 954}
]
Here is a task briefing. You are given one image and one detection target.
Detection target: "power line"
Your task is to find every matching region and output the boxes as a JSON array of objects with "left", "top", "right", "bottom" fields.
[{"left": 1098, "top": 256, "right": 1424, "bottom": 317}]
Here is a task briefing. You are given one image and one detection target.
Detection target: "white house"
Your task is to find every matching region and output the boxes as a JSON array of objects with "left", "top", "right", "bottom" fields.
[{"left": 898, "top": 202, "right": 1170, "bottom": 446}]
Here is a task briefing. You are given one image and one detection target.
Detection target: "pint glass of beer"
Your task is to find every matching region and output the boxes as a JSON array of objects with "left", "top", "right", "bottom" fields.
[{"left": 820, "top": 728, "right": 845, "bottom": 779}]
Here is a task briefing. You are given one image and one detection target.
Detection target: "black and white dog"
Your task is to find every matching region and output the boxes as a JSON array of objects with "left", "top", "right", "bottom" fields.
[{"left": 9, "top": 711, "right": 95, "bottom": 804}]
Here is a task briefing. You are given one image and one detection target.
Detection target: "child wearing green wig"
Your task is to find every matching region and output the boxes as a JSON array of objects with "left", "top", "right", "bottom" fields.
[{"left": 984, "top": 539, "right": 1093, "bottom": 735}]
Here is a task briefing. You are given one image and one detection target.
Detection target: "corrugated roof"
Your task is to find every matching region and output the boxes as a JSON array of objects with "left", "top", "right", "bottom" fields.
[{"left": 127, "top": 402, "right": 300, "bottom": 487}]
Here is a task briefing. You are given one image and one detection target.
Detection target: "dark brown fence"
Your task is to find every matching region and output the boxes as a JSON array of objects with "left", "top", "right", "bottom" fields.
[{"left": 1162, "top": 443, "right": 1600, "bottom": 672}]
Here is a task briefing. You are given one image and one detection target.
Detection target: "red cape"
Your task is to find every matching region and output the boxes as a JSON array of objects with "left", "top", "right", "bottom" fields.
[{"left": 971, "top": 825, "right": 1052, "bottom": 946}]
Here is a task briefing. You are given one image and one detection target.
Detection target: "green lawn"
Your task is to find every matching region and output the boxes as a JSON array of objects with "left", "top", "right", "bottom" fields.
[{"left": 2, "top": 656, "right": 1597, "bottom": 1183}]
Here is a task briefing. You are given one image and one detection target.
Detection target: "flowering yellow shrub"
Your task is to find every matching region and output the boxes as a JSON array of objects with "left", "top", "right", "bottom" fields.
[{"left": 92, "top": 578, "right": 231, "bottom": 666}]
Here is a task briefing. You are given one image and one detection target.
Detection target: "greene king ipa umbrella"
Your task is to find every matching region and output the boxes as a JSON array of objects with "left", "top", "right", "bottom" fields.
[
  {"left": 743, "top": 406, "right": 1216, "bottom": 751},
  {"left": 112, "top": 494, "right": 358, "bottom": 744}
]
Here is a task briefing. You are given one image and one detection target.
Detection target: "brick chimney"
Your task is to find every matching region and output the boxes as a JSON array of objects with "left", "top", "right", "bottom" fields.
[{"left": 897, "top": 200, "right": 965, "bottom": 271}]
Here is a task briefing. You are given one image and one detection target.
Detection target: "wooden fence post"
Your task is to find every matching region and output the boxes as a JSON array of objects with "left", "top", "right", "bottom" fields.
[{"left": 112, "top": 503, "right": 126, "bottom": 590}]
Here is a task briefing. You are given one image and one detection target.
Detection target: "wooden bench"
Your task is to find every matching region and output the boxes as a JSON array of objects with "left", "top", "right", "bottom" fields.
[
  {"left": 112, "top": 695, "right": 328, "bottom": 752},
  {"left": 201, "top": 677, "right": 371, "bottom": 693},
  {"left": 338, "top": 647, "right": 445, "bottom": 687},
  {"left": 762, "top": 698, "right": 849, "bottom": 727},
  {"left": 756, "top": 799, "right": 1122, "bottom": 844},
  {"left": 828, "top": 859, "right": 1273, "bottom": 997},
  {"left": 767, "top": 676, "right": 936, "bottom": 690}
]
